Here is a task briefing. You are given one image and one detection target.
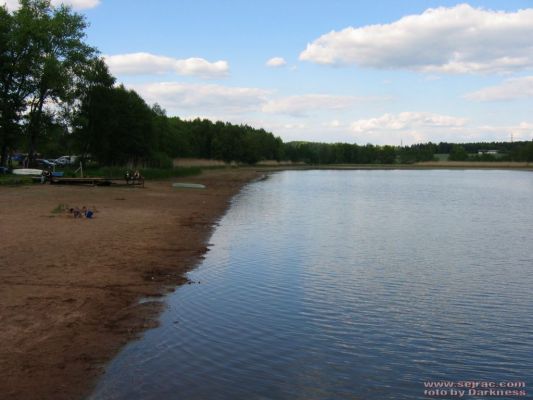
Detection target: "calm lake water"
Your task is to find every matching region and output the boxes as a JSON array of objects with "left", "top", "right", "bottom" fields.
[{"left": 89, "top": 170, "right": 533, "bottom": 400}]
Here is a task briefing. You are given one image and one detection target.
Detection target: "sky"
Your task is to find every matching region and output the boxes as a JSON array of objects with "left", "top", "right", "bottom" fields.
[{"left": 5, "top": 0, "right": 533, "bottom": 145}]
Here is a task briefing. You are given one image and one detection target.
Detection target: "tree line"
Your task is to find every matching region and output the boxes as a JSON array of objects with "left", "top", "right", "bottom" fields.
[
  {"left": 1, "top": 1, "right": 532, "bottom": 169},
  {"left": 441, "top": 142, "right": 533, "bottom": 162},
  {"left": 1, "top": 0, "right": 283, "bottom": 168}
]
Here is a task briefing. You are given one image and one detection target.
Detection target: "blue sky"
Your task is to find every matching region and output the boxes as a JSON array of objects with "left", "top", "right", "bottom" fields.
[{"left": 7, "top": 0, "right": 533, "bottom": 144}]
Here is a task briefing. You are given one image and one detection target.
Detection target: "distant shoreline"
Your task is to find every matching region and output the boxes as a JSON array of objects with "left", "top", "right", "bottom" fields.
[
  {"left": 171, "top": 157, "right": 533, "bottom": 171},
  {"left": 253, "top": 161, "right": 533, "bottom": 171}
]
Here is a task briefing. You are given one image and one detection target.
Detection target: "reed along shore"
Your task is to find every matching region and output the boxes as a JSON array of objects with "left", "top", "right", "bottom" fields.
[{"left": 0, "top": 168, "right": 260, "bottom": 400}]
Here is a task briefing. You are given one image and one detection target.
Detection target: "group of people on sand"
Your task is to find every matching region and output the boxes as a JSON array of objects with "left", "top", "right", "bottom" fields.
[
  {"left": 124, "top": 169, "right": 143, "bottom": 184},
  {"left": 69, "top": 206, "right": 94, "bottom": 219}
]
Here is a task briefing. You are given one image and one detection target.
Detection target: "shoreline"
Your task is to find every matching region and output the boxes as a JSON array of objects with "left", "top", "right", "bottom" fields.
[
  {"left": 252, "top": 161, "right": 533, "bottom": 171},
  {"left": 0, "top": 168, "right": 261, "bottom": 400}
]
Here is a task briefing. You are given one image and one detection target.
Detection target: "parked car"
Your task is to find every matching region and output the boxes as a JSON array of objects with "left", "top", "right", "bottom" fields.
[
  {"left": 54, "top": 155, "right": 79, "bottom": 165},
  {"left": 37, "top": 159, "right": 56, "bottom": 168}
]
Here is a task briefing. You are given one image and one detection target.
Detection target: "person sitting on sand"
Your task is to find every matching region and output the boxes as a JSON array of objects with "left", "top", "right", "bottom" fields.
[
  {"left": 131, "top": 170, "right": 144, "bottom": 186},
  {"left": 70, "top": 207, "right": 82, "bottom": 218},
  {"left": 82, "top": 206, "right": 94, "bottom": 219}
]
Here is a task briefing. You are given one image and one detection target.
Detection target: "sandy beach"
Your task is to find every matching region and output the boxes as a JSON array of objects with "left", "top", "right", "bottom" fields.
[{"left": 0, "top": 169, "right": 260, "bottom": 400}]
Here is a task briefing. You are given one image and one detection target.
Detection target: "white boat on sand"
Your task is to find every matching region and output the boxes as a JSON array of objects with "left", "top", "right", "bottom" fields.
[
  {"left": 172, "top": 182, "right": 206, "bottom": 189},
  {"left": 12, "top": 169, "right": 43, "bottom": 176}
]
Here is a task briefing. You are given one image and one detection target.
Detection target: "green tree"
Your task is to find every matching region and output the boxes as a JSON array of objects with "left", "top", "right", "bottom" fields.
[
  {"left": 0, "top": 4, "right": 41, "bottom": 166},
  {"left": 75, "top": 85, "right": 155, "bottom": 166},
  {"left": 22, "top": 0, "right": 96, "bottom": 163},
  {"left": 449, "top": 144, "right": 468, "bottom": 161},
  {"left": 71, "top": 58, "right": 115, "bottom": 158}
]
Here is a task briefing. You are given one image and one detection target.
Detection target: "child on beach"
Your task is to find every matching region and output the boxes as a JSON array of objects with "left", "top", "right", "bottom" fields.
[
  {"left": 70, "top": 207, "right": 82, "bottom": 218},
  {"left": 82, "top": 206, "right": 94, "bottom": 219},
  {"left": 68, "top": 206, "right": 94, "bottom": 219}
]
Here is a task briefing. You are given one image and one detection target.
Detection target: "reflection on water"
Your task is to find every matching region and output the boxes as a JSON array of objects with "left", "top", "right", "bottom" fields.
[{"left": 89, "top": 170, "right": 533, "bottom": 400}]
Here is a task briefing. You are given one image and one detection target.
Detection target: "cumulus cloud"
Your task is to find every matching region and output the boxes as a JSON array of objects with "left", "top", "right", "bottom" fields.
[
  {"left": 262, "top": 94, "right": 385, "bottom": 117},
  {"left": 266, "top": 57, "right": 287, "bottom": 68},
  {"left": 300, "top": 4, "right": 533, "bottom": 74},
  {"left": 348, "top": 112, "right": 468, "bottom": 143},
  {"left": 350, "top": 112, "right": 467, "bottom": 133},
  {"left": 257, "top": 113, "right": 532, "bottom": 144},
  {"left": 344, "top": 112, "right": 533, "bottom": 144},
  {"left": 104, "top": 53, "right": 229, "bottom": 79},
  {"left": 3, "top": 0, "right": 100, "bottom": 10},
  {"left": 128, "top": 82, "right": 386, "bottom": 119},
  {"left": 464, "top": 76, "right": 533, "bottom": 101},
  {"left": 130, "top": 82, "right": 269, "bottom": 115}
]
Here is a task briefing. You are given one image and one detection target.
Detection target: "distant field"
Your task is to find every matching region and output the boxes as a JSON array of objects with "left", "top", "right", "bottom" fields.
[{"left": 415, "top": 161, "right": 532, "bottom": 168}]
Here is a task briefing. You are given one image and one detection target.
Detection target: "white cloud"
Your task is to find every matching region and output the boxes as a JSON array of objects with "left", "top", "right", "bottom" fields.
[
  {"left": 262, "top": 94, "right": 386, "bottom": 117},
  {"left": 257, "top": 114, "right": 532, "bottom": 145},
  {"left": 104, "top": 53, "right": 229, "bottom": 79},
  {"left": 3, "top": 0, "right": 100, "bottom": 10},
  {"left": 343, "top": 112, "right": 533, "bottom": 144},
  {"left": 300, "top": 4, "right": 533, "bottom": 74},
  {"left": 464, "top": 76, "right": 533, "bottom": 101},
  {"left": 130, "top": 82, "right": 269, "bottom": 115},
  {"left": 53, "top": 0, "right": 100, "bottom": 8},
  {"left": 350, "top": 112, "right": 467, "bottom": 133},
  {"left": 129, "top": 82, "right": 386, "bottom": 120},
  {"left": 348, "top": 112, "right": 468, "bottom": 144},
  {"left": 266, "top": 57, "right": 287, "bottom": 68},
  {"left": 323, "top": 119, "right": 342, "bottom": 128}
]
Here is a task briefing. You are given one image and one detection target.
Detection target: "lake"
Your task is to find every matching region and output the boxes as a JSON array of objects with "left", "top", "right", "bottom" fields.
[{"left": 89, "top": 170, "right": 533, "bottom": 400}]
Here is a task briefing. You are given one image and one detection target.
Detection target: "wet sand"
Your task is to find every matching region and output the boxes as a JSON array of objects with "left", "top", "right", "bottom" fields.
[{"left": 0, "top": 169, "right": 260, "bottom": 400}]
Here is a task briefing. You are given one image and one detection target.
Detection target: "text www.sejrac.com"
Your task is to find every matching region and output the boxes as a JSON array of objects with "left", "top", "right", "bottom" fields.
[{"left": 423, "top": 381, "right": 527, "bottom": 397}]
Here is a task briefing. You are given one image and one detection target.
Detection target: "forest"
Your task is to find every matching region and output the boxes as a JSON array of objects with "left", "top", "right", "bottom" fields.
[{"left": 1, "top": 1, "right": 532, "bottom": 170}]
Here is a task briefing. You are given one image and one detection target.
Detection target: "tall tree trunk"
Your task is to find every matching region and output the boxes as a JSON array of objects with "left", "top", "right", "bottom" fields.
[
  {"left": 0, "top": 142, "right": 7, "bottom": 167},
  {"left": 0, "top": 112, "right": 13, "bottom": 168},
  {"left": 27, "top": 90, "right": 46, "bottom": 164},
  {"left": 0, "top": 106, "right": 9, "bottom": 167}
]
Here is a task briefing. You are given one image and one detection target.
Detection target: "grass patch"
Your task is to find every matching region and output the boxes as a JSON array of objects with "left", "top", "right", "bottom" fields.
[
  {"left": 51, "top": 203, "right": 68, "bottom": 214},
  {"left": 0, "top": 175, "right": 33, "bottom": 186}
]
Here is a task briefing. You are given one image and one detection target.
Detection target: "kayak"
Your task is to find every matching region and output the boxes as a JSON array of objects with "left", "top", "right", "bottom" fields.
[
  {"left": 172, "top": 183, "right": 206, "bottom": 189},
  {"left": 12, "top": 168, "right": 43, "bottom": 176}
]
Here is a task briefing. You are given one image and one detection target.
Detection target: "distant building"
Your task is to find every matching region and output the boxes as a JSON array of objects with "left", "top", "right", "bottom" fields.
[{"left": 478, "top": 149, "right": 498, "bottom": 155}]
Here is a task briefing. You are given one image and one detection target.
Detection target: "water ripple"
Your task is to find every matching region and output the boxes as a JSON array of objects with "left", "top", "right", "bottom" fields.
[{"left": 90, "top": 170, "right": 533, "bottom": 400}]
